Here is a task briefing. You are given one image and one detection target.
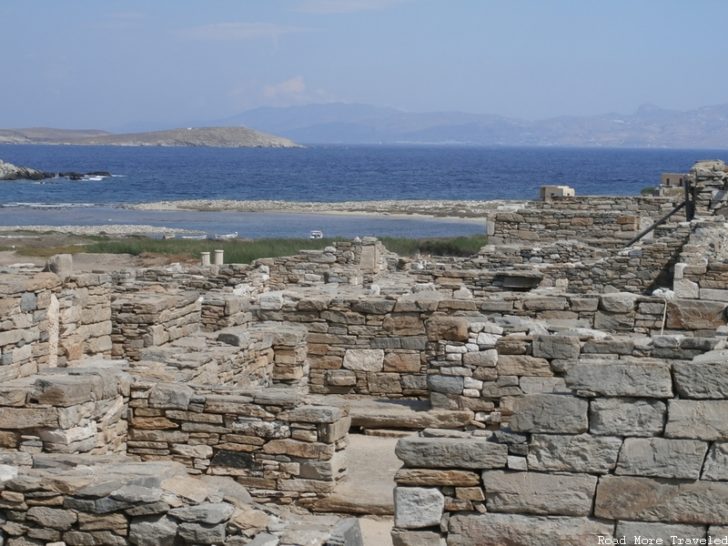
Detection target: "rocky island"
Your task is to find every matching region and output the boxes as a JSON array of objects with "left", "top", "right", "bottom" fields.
[{"left": 0, "top": 126, "right": 300, "bottom": 148}]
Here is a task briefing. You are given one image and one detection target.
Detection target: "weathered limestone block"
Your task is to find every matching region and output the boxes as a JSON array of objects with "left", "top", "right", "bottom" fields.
[
  {"left": 262, "top": 439, "right": 334, "bottom": 459},
  {"left": 615, "top": 522, "right": 707, "bottom": 545},
  {"left": 169, "top": 502, "right": 234, "bottom": 524},
  {"left": 394, "top": 487, "right": 444, "bottom": 529},
  {"left": 666, "top": 299, "right": 727, "bottom": 330},
  {"left": 527, "top": 434, "right": 622, "bottom": 474},
  {"left": 427, "top": 375, "right": 463, "bottom": 395},
  {"left": 448, "top": 513, "right": 613, "bottom": 546},
  {"left": 26, "top": 506, "right": 77, "bottom": 529},
  {"left": 590, "top": 398, "right": 666, "bottom": 436},
  {"left": 703, "top": 443, "right": 728, "bottom": 480},
  {"left": 128, "top": 515, "right": 178, "bottom": 545},
  {"left": 616, "top": 438, "right": 708, "bottom": 479},
  {"left": 673, "top": 352, "right": 728, "bottom": 398},
  {"left": 481, "top": 470, "right": 597, "bottom": 516},
  {"left": 600, "top": 292, "right": 639, "bottom": 313},
  {"left": 32, "top": 374, "right": 102, "bottom": 406},
  {"left": 463, "top": 349, "right": 497, "bottom": 367},
  {"left": 666, "top": 400, "right": 728, "bottom": 440},
  {"left": 383, "top": 314, "right": 426, "bottom": 335},
  {"left": 394, "top": 469, "right": 480, "bottom": 487},
  {"left": 148, "top": 383, "right": 193, "bottom": 410},
  {"left": 391, "top": 529, "right": 443, "bottom": 546},
  {"left": 594, "top": 311, "right": 635, "bottom": 332},
  {"left": 595, "top": 476, "right": 728, "bottom": 524},
  {"left": 496, "top": 355, "right": 552, "bottom": 377},
  {"left": 281, "top": 405, "right": 344, "bottom": 424},
  {"left": 510, "top": 395, "right": 588, "bottom": 434},
  {"left": 395, "top": 437, "right": 507, "bottom": 469},
  {"left": 0, "top": 407, "right": 59, "bottom": 429},
  {"left": 342, "top": 349, "right": 384, "bottom": 371},
  {"left": 565, "top": 360, "right": 672, "bottom": 397},
  {"left": 425, "top": 316, "right": 469, "bottom": 342},
  {"left": 383, "top": 352, "right": 421, "bottom": 373},
  {"left": 532, "top": 335, "right": 580, "bottom": 360}
]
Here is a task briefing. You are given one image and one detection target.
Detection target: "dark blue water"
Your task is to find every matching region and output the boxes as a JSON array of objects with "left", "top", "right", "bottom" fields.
[
  {"left": 0, "top": 145, "right": 723, "bottom": 238},
  {"left": 0, "top": 145, "right": 722, "bottom": 204}
]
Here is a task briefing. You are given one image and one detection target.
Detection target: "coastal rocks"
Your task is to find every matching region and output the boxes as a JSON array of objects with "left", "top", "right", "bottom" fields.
[
  {"left": 0, "top": 159, "right": 48, "bottom": 180},
  {"left": 0, "top": 158, "right": 111, "bottom": 181}
]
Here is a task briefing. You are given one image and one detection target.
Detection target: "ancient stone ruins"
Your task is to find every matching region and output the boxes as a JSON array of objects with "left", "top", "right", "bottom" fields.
[{"left": 3, "top": 160, "right": 728, "bottom": 545}]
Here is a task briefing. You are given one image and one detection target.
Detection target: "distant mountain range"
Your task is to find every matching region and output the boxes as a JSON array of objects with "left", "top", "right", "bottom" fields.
[
  {"left": 0, "top": 127, "right": 299, "bottom": 148},
  {"left": 213, "top": 102, "right": 728, "bottom": 149}
]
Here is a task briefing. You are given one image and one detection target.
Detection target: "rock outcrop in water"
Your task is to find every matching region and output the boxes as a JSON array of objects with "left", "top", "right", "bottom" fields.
[
  {"left": 0, "top": 159, "right": 48, "bottom": 180},
  {"left": 0, "top": 159, "right": 111, "bottom": 181}
]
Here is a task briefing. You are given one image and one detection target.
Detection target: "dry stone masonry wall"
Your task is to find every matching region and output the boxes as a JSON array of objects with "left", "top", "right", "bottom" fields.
[{"left": 3, "top": 170, "right": 728, "bottom": 544}]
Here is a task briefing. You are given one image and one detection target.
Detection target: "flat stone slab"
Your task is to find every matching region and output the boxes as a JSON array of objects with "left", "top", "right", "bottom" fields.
[{"left": 312, "top": 434, "right": 405, "bottom": 515}]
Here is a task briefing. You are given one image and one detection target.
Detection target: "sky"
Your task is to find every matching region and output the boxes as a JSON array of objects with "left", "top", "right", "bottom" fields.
[{"left": 2, "top": 0, "right": 728, "bottom": 130}]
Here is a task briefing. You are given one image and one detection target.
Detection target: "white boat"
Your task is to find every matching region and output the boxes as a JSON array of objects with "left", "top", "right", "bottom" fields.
[
  {"left": 210, "top": 232, "right": 239, "bottom": 240},
  {"left": 310, "top": 230, "right": 323, "bottom": 239}
]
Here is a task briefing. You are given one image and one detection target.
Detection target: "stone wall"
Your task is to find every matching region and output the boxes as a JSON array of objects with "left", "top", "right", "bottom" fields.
[
  {"left": 0, "top": 273, "right": 60, "bottom": 382},
  {"left": 489, "top": 209, "right": 644, "bottom": 247},
  {"left": 0, "top": 273, "right": 113, "bottom": 382},
  {"left": 261, "top": 238, "right": 389, "bottom": 289},
  {"left": 127, "top": 383, "right": 350, "bottom": 503},
  {"left": 111, "top": 291, "right": 202, "bottom": 360},
  {"left": 57, "top": 274, "right": 113, "bottom": 365},
  {"left": 0, "top": 363, "right": 130, "bottom": 455},
  {"left": 0, "top": 456, "right": 353, "bottom": 546},
  {"left": 391, "top": 341, "right": 728, "bottom": 545}
]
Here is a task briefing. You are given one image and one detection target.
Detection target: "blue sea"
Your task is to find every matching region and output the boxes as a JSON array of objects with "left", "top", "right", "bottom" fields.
[{"left": 0, "top": 145, "right": 724, "bottom": 238}]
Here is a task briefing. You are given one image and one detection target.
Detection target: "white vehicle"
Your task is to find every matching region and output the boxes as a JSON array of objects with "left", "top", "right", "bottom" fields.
[{"left": 309, "top": 230, "right": 323, "bottom": 239}]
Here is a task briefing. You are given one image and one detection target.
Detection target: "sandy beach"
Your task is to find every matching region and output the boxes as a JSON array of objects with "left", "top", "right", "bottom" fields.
[
  {"left": 127, "top": 199, "right": 526, "bottom": 220},
  {"left": 0, "top": 224, "right": 198, "bottom": 236}
]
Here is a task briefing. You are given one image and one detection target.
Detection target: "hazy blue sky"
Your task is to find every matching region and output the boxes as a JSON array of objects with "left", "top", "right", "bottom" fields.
[{"left": 3, "top": 0, "right": 727, "bottom": 129}]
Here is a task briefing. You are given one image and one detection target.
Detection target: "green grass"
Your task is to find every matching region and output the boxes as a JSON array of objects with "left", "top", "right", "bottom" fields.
[
  {"left": 381, "top": 235, "right": 488, "bottom": 257},
  {"left": 10, "top": 234, "right": 488, "bottom": 263},
  {"left": 85, "top": 237, "right": 344, "bottom": 264}
]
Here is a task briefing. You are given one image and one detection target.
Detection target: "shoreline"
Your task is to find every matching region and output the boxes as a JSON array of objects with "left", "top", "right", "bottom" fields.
[
  {"left": 0, "top": 224, "right": 198, "bottom": 236},
  {"left": 125, "top": 198, "right": 527, "bottom": 221}
]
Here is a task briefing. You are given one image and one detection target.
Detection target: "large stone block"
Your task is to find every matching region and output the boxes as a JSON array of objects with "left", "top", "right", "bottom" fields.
[
  {"left": 702, "top": 443, "right": 728, "bottom": 481},
  {"left": 616, "top": 438, "right": 708, "bottom": 479},
  {"left": 448, "top": 513, "right": 612, "bottom": 546},
  {"left": 510, "top": 395, "right": 588, "bottom": 434},
  {"left": 600, "top": 292, "right": 639, "bottom": 313},
  {"left": 395, "top": 437, "right": 507, "bottom": 469},
  {"left": 665, "top": 400, "right": 728, "bottom": 440},
  {"left": 0, "top": 407, "right": 59, "bottom": 429},
  {"left": 148, "top": 383, "right": 193, "bottom": 410},
  {"left": 595, "top": 475, "right": 728, "bottom": 524},
  {"left": 527, "top": 434, "right": 621, "bottom": 474},
  {"left": 427, "top": 375, "right": 463, "bottom": 395},
  {"left": 674, "top": 352, "right": 728, "bottom": 398},
  {"left": 496, "top": 355, "right": 552, "bottom": 377},
  {"left": 590, "top": 398, "right": 666, "bottom": 436},
  {"left": 666, "top": 299, "right": 728, "bottom": 330},
  {"left": 532, "top": 335, "right": 581, "bottom": 360},
  {"left": 614, "top": 522, "right": 707, "bottom": 545},
  {"left": 481, "top": 470, "right": 597, "bottom": 516},
  {"left": 394, "top": 487, "right": 444, "bottom": 529},
  {"left": 565, "top": 360, "right": 672, "bottom": 397},
  {"left": 425, "top": 316, "right": 469, "bottom": 342},
  {"left": 342, "top": 349, "right": 384, "bottom": 371}
]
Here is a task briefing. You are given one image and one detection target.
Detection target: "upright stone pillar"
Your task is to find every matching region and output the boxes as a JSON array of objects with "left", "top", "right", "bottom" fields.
[
  {"left": 213, "top": 249, "right": 224, "bottom": 265},
  {"left": 200, "top": 252, "right": 211, "bottom": 266}
]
